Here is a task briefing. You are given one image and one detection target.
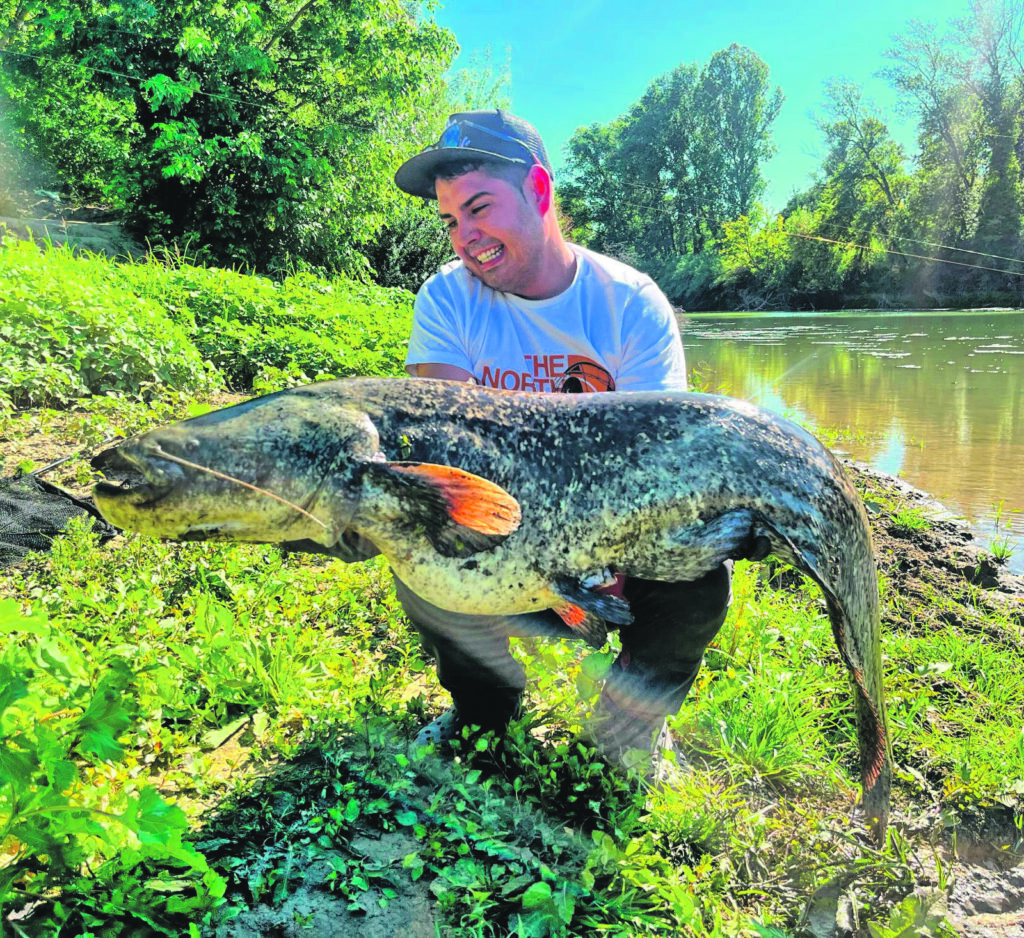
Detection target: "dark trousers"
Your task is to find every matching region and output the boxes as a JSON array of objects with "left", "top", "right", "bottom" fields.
[{"left": 394, "top": 564, "right": 732, "bottom": 755}]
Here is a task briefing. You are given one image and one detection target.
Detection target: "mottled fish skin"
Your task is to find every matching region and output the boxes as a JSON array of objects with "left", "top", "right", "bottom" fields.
[{"left": 92, "top": 377, "right": 891, "bottom": 839}]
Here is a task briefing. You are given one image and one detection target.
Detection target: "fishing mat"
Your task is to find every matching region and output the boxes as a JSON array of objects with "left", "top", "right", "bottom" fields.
[{"left": 0, "top": 473, "right": 119, "bottom": 567}]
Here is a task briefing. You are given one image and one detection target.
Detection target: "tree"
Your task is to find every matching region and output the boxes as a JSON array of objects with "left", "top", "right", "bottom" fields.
[
  {"left": 560, "top": 44, "right": 782, "bottom": 286},
  {"left": 960, "top": 0, "right": 1024, "bottom": 265},
  {"left": 695, "top": 44, "right": 783, "bottom": 222},
  {"left": 2, "top": 0, "right": 457, "bottom": 274},
  {"left": 446, "top": 44, "right": 512, "bottom": 112},
  {"left": 882, "top": 1, "right": 1024, "bottom": 295},
  {"left": 559, "top": 119, "right": 642, "bottom": 256},
  {"left": 801, "top": 81, "right": 909, "bottom": 295},
  {"left": 714, "top": 205, "right": 792, "bottom": 309}
]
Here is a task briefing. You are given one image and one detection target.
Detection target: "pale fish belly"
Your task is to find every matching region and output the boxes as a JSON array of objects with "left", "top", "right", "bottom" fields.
[{"left": 383, "top": 547, "right": 562, "bottom": 618}]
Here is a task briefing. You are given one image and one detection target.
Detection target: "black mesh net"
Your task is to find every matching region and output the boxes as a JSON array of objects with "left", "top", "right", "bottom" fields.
[{"left": 0, "top": 473, "right": 119, "bottom": 568}]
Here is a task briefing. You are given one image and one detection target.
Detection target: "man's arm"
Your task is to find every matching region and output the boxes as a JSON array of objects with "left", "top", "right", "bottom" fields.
[
  {"left": 407, "top": 362, "right": 477, "bottom": 382},
  {"left": 615, "top": 282, "right": 688, "bottom": 391}
]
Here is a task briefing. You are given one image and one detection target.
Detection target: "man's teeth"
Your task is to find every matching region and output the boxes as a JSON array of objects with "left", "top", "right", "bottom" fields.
[{"left": 476, "top": 245, "right": 502, "bottom": 264}]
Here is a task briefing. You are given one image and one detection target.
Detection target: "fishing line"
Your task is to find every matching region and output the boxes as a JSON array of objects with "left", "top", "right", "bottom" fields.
[
  {"left": 154, "top": 449, "right": 330, "bottom": 531},
  {"left": 784, "top": 231, "right": 1024, "bottom": 276},
  {"left": 814, "top": 219, "right": 1024, "bottom": 269}
]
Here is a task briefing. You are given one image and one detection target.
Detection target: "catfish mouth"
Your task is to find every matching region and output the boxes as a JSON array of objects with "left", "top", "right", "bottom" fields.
[{"left": 92, "top": 444, "right": 181, "bottom": 508}]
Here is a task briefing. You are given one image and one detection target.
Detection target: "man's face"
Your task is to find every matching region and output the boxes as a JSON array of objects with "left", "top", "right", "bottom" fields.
[{"left": 436, "top": 168, "right": 548, "bottom": 298}]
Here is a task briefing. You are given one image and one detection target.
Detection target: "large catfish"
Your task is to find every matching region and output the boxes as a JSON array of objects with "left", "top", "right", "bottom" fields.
[{"left": 92, "top": 378, "right": 891, "bottom": 837}]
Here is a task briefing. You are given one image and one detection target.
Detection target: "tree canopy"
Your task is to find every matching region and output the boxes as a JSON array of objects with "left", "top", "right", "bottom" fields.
[
  {"left": 6, "top": 0, "right": 1024, "bottom": 308},
  {"left": 2, "top": 0, "right": 456, "bottom": 275}
]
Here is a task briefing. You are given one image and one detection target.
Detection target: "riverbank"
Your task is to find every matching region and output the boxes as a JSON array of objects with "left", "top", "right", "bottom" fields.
[{"left": 1, "top": 399, "right": 1023, "bottom": 935}]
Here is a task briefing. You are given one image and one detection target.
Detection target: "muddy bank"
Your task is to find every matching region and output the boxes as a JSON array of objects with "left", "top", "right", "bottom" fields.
[
  {"left": 846, "top": 462, "right": 1024, "bottom": 631},
  {"left": 843, "top": 462, "right": 1023, "bottom": 938}
]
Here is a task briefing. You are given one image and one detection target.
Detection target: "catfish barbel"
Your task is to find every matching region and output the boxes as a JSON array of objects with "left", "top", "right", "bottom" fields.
[{"left": 92, "top": 377, "right": 891, "bottom": 838}]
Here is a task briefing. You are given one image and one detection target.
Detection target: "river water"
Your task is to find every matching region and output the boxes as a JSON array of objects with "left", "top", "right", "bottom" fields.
[{"left": 678, "top": 310, "right": 1024, "bottom": 573}]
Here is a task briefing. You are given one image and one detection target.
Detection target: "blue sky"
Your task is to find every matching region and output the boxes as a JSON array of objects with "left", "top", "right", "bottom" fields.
[{"left": 431, "top": 0, "right": 970, "bottom": 210}]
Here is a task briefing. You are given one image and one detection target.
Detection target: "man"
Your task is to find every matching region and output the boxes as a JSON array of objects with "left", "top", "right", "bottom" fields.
[{"left": 391, "top": 110, "right": 731, "bottom": 773}]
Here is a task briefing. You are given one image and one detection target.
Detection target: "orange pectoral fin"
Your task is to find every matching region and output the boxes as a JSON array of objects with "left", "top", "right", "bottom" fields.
[
  {"left": 389, "top": 463, "right": 522, "bottom": 536},
  {"left": 555, "top": 603, "right": 608, "bottom": 649}
]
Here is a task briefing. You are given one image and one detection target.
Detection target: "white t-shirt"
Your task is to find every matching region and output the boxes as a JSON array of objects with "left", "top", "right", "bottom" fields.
[{"left": 405, "top": 244, "right": 687, "bottom": 393}]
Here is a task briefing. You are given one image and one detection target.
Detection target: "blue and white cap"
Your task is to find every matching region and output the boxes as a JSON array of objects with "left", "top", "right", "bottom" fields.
[{"left": 395, "top": 109, "right": 553, "bottom": 200}]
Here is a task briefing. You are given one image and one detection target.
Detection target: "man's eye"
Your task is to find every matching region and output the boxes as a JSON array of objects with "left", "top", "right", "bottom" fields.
[{"left": 471, "top": 204, "right": 488, "bottom": 214}]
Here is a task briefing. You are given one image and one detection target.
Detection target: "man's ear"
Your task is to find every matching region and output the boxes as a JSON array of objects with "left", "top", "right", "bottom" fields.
[{"left": 524, "top": 164, "right": 553, "bottom": 215}]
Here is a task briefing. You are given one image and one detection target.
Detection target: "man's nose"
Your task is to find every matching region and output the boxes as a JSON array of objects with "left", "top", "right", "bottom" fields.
[{"left": 456, "top": 219, "right": 480, "bottom": 251}]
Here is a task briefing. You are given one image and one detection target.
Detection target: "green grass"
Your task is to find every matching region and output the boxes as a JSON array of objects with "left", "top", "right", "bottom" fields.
[
  {"left": 889, "top": 505, "right": 933, "bottom": 533},
  {"left": 1, "top": 509, "right": 1018, "bottom": 934}
]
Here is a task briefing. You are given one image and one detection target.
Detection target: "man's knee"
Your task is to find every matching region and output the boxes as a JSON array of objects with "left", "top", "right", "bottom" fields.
[{"left": 619, "top": 563, "right": 732, "bottom": 673}]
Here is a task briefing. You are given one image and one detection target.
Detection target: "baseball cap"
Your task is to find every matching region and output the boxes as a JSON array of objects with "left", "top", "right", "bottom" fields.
[{"left": 395, "top": 109, "right": 554, "bottom": 200}]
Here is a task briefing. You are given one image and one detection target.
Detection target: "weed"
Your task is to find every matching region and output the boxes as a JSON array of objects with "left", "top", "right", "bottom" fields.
[
  {"left": 985, "top": 500, "right": 1018, "bottom": 563},
  {"left": 890, "top": 505, "right": 932, "bottom": 532}
]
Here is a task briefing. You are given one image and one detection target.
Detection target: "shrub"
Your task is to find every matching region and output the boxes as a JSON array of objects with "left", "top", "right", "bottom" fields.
[
  {"left": 118, "top": 260, "right": 415, "bottom": 391},
  {"left": 0, "top": 238, "right": 217, "bottom": 407}
]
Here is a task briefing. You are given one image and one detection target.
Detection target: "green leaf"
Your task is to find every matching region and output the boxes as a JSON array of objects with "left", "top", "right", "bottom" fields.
[
  {"left": 0, "top": 663, "right": 30, "bottom": 719},
  {"left": 0, "top": 599, "right": 49, "bottom": 636},
  {"left": 76, "top": 663, "right": 135, "bottom": 762},
  {"left": 122, "top": 787, "right": 189, "bottom": 844},
  {"left": 521, "top": 881, "right": 553, "bottom": 910}
]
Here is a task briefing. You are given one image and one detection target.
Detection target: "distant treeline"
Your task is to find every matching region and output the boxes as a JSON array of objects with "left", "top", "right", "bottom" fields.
[
  {"left": 561, "top": 4, "right": 1024, "bottom": 310},
  {"left": 3, "top": 0, "right": 1023, "bottom": 310}
]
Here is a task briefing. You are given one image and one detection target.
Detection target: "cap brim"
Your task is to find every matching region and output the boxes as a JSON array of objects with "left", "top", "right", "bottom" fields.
[{"left": 394, "top": 148, "right": 530, "bottom": 200}]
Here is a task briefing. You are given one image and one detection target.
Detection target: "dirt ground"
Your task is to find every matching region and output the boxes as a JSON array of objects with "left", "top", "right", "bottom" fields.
[{"left": 845, "top": 464, "right": 1024, "bottom": 938}]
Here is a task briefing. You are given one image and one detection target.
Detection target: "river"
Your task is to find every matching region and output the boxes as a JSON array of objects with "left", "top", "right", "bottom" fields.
[{"left": 678, "top": 310, "right": 1024, "bottom": 574}]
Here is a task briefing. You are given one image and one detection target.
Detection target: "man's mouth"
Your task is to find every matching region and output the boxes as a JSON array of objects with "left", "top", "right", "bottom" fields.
[{"left": 473, "top": 244, "right": 504, "bottom": 267}]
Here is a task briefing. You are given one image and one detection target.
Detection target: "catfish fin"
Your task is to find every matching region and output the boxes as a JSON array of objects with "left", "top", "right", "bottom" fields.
[
  {"left": 367, "top": 462, "right": 521, "bottom": 557},
  {"left": 630, "top": 508, "right": 774, "bottom": 580},
  {"left": 552, "top": 577, "right": 633, "bottom": 649}
]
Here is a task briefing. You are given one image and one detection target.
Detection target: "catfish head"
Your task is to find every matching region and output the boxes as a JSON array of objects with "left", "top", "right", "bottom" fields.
[{"left": 92, "top": 392, "right": 382, "bottom": 546}]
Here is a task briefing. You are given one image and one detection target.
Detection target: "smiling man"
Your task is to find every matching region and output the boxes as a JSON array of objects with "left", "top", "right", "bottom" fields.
[{"left": 392, "top": 110, "right": 731, "bottom": 775}]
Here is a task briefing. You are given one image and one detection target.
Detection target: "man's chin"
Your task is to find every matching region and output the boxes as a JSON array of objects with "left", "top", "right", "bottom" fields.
[{"left": 470, "top": 266, "right": 511, "bottom": 292}]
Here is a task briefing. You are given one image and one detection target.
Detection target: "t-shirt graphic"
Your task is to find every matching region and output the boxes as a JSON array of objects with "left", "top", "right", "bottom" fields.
[
  {"left": 479, "top": 353, "right": 616, "bottom": 393},
  {"left": 556, "top": 357, "right": 616, "bottom": 393}
]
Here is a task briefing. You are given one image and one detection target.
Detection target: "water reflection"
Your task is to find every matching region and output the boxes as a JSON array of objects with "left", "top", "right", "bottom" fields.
[{"left": 680, "top": 311, "right": 1024, "bottom": 571}]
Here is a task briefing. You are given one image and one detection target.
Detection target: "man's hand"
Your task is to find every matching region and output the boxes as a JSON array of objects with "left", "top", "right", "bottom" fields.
[{"left": 407, "top": 363, "right": 477, "bottom": 382}]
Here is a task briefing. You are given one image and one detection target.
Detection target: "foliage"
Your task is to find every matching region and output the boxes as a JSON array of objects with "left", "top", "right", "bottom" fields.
[
  {"left": 116, "top": 254, "right": 415, "bottom": 390},
  {"left": 357, "top": 198, "right": 454, "bottom": 294},
  {"left": 446, "top": 43, "right": 513, "bottom": 113},
  {"left": 0, "top": 237, "right": 414, "bottom": 404},
  {"left": 0, "top": 590, "right": 225, "bottom": 932},
  {"left": 0, "top": 237, "right": 217, "bottom": 407},
  {"left": 556, "top": 4, "right": 1024, "bottom": 311},
  {"left": 0, "top": 65, "right": 134, "bottom": 204},
  {"left": 713, "top": 205, "right": 792, "bottom": 310},
  {"left": 1, "top": 0, "right": 457, "bottom": 275}
]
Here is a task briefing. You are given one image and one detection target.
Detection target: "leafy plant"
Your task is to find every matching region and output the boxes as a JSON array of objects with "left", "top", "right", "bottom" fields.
[
  {"left": 0, "top": 238, "right": 218, "bottom": 407},
  {"left": 0, "top": 597, "right": 225, "bottom": 932}
]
